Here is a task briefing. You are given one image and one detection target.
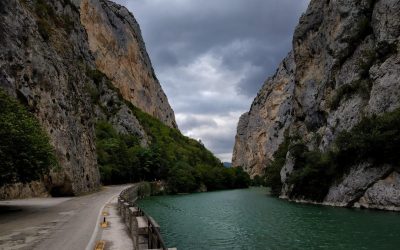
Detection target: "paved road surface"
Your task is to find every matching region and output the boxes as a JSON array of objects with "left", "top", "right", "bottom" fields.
[{"left": 0, "top": 185, "right": 130, "bottom": 250}]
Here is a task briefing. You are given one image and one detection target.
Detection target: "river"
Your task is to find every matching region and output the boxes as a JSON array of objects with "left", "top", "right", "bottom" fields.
[{"left": 137, "top": 187, "right": 400, "bottom": 250}]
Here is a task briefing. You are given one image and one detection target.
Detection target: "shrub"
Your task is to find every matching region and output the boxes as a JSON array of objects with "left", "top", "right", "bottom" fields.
[
  {"left": 335, "top": 108, "right": 400, "bottom": 167},
  {"left": 354, "top": 16, "right": 371, "bottom": 41},
  {"left": 251, "top": 175, "right": 265, "bottom": 186},
  {"left": 286, "top": 108, "right": 400, "bottom": 201},
  {"left": 35, "top": 0, "right": 55, "bottom": 19},
  {"left": 265, "top": 135, "right": 290, "bottom": 196},
  {"left": 0, "top": 89, "right": 57, "bottom": 185},
  {"left": 62, "top": 14, "right": 74, "bottom": 33},
  {"left": 330, "top": 79, "right": 372, "bottom": 110},
  {"left": 167, "top": 162, "right": 200, "bottom": 193},
  {"left": 86, "top": 69, "right": 105, "bottom": 86},
  {"left": 85, "top": 83, "right": 100, "bottom": 104},
  {"left": 37, "top": 19, "right": 51, "bottom": 41},
  {"left": 95, "top": 114, "right": 251, "bottom": 193},
  {"left": 95, "top": 121, "right": 143, "bottom": 184},
  {"left": 288, "top": 150, "right": 337, "bottom": 201},
  {"left": 33, "top": 0, "right": 77, "bottom": 40}
]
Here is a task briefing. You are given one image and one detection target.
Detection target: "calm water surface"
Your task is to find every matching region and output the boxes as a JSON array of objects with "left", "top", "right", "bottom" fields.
[{"left": 138, "top": 187, "right": 400, "bottom": 250}]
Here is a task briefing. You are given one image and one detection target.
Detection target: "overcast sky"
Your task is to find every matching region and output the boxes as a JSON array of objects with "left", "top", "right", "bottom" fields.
[{"left": 113, "top": 0, "right": 310, "bottom": 162}]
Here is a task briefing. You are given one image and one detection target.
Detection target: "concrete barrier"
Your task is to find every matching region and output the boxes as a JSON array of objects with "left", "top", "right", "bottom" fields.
[{"left": 118, "top": 183, "right": 175, "bottom": 250}]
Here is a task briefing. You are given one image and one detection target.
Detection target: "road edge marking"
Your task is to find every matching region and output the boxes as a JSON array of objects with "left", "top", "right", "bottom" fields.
[
  {"left": 85, "top": 193, "right": 117, "bottom": 250},
  {"left": 94, "top": 240, "right": 106, "bottom": 250}
]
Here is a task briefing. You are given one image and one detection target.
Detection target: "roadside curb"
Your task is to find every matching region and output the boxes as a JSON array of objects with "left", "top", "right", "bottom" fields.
[{"left": 85, "top": 189, "right": 119, "bottom": 250}]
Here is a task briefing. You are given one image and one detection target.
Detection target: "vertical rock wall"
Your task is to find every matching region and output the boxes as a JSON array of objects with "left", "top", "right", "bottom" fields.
[
  {"left": 233, "top": 0, "right": 400, "bottom": 210},
  {"left": 80, "top": 0, "right": 177, "bottom": 128},
  {"left": 0, "top": 0, "right": 176, "bottom": 198},
  {"left": 0, "top": 0, "right": 100, "bottom": 196}
]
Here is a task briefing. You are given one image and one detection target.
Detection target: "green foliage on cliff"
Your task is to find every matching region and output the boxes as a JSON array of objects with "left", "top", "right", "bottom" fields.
[
  {"left": 265, "top": 135, "right": 290, "bottom": 196},
  {"left": 330, "top": 79, "right": 372, "bottom": 110},
  {"left": 0, "top": 89, "right": 57, "bottom": 186},
  {"left": 130, "top": 106, "right": 251, "bottom": 193},
  {"left": 335, "top": 108, "right": 400, "bottom": 167},
  {"left": 130, "top": 105, "right": 221, "bottom": 169},
  {"left": 96, "top": 121, "right": 144, "bottom": 184},
  {"left": 167, "top": 164, "right": 250, "bottom": 193},
  {"left": 288, "top": 145, "right": 336, "bottom": 201},
  {"left": 96, "top": 111, "right": 251, "bottom": 192},
  {"left": 89, "top": 64, "right": 250, "bottom": 192},
  {"left": 277, "top": 108, "right": 400, "bottom": 201},
  {"left": 30, "top": 0, "right": 77, "bottom": 41}
]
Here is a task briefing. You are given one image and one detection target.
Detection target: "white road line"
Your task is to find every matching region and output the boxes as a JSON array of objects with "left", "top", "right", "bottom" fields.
[{"left": 85, "top": 193, "right": 118, "bottom": 250}]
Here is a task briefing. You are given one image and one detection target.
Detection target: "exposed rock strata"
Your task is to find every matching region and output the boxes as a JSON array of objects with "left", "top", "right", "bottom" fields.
[
  {"left": 0, "top": 0, "right": 100, "bottom": 196},
  {"left": 80, "top": 0, "right": 177, "bottom": 128},
  {"left": 232, "top": 53, "right": 295, "bottom": 177},
  {"left": 0, "top": 181, "right": 49, "bottom": 200},
  {"left": 356, "top": 171, "right": 400, "bottom": 211},
  {"left": 233, "top": 0, "right": 400, "bottom": 210},
  {"left": 324, "top": 163, "right": 392, "bottom": 207},
  {"left": 0, "top": 0, "right": 174, "bottom": 198}
]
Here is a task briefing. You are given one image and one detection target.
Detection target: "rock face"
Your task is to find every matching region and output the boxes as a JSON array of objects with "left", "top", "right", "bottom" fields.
[
  {"left": 233, "top": 0, "right": 400, "bottom": 210},
  {"left": 324, "top": 163, "right": 392, "bottom": 207},
  {"left": 80, "top": 0, "right": 177, "bottom": 128},
  {"left": 356, "top": 171, "right": 400, "bottom": 211},
  {"left": 0, "top": 0, "right": 174, "bottom": 198},
  {"left": 232, "top": 53, "right": 295, "bottom": 177}
]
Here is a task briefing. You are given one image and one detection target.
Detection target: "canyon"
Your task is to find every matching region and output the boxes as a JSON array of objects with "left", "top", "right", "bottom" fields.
[
  {"left": 233, "top": 0, "right": 400, "bottom": 210},
  {"left": 0, "top": 0, "right": 176, "bottom": 198}
]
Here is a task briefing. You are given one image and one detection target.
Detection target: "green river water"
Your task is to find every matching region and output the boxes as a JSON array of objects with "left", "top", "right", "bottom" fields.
[{"left": 137, "top": 187, "right": 400, "bottom": 250}]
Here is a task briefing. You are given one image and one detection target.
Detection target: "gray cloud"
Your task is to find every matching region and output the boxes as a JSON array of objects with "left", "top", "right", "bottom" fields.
[
  {"left": 178, "top": 115, "right": 218, "bottom": 133},
  {"left": 115, "top": 0, "right": 310, "bottom": 161}
]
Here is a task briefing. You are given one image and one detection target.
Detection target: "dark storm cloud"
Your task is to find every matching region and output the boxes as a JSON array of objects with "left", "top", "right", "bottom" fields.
[
  {"left": 125, "top": 0, "right": 309, "bottom": 96},
  {"left": 113, "top": 0, "right": 310, "bottom": 161},
  {"left": 207, "top": 135, "right": 236, "bottom": 155},
  {"left": 178, "top": 115, "right": 218, "bottom": 133}
]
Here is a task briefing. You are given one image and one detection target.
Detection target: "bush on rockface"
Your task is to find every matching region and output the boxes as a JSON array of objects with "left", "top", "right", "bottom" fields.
[
  {"left": 250, "top": 175, "right": 265, "bottom": 187},
  {"left": 265, "top": 135, "right": 290, "bottom": 196},
  {"left": 96, "top": 121, "right": 152, "bottom": 184},
  {"left": 0, "top": 89, "right": 57, "bottom": 186},
  {"left": 30, "top": 0, "right": 78, "bottom": 41},
  {"left": 267, "top": 108, "right": 400, "bottom": 201}
]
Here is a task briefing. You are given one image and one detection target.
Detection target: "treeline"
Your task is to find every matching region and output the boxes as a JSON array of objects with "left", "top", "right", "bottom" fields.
[
  {"left": 96, "top": 106, "right": 250, "bottom": 193},
  {"left": 265, "top": 107, "right": 400, "bottom": 201}
]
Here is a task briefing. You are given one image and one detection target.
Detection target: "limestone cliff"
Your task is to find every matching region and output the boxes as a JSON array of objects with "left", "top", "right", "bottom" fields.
[
  {"left": 232, "top": 53, "right": 295, "bottom": 178},
  {"left": 0, "top": 0, "right": 175, "bottom": 198},
  {"left": 80, "top": 0, "right": 177, "bottom": 128},
  {"left": 233, "top": 0, "right": 400, "bottom": 210}
]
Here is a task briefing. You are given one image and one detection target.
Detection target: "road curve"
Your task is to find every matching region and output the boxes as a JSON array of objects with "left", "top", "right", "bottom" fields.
[{"left": 0, "top": 185, "right": 130, "bottom": 250}]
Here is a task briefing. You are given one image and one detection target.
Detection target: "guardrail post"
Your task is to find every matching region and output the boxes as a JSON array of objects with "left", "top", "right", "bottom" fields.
[{"left": 118, "top": 183, "right": 170, "bottom": 250}]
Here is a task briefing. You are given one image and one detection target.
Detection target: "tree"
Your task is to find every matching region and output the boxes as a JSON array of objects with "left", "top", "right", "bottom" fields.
[{"left": 0, "top": 89, "right": 57, "bottom": 185}]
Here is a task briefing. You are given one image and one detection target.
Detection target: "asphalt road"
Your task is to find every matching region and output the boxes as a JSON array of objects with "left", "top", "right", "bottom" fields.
[{"left": 0, "top": 185, "right": 130, "bottom": 250}]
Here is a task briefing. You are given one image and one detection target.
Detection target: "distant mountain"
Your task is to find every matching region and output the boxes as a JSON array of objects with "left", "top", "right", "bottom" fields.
[{"left": 223, "top": 162, "right": 232, "bottom": 168}]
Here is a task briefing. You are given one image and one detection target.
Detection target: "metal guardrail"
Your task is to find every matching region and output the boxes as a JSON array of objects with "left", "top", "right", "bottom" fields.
[{"left": 119, "top": 183, "right": 168, "bottom": 250}]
